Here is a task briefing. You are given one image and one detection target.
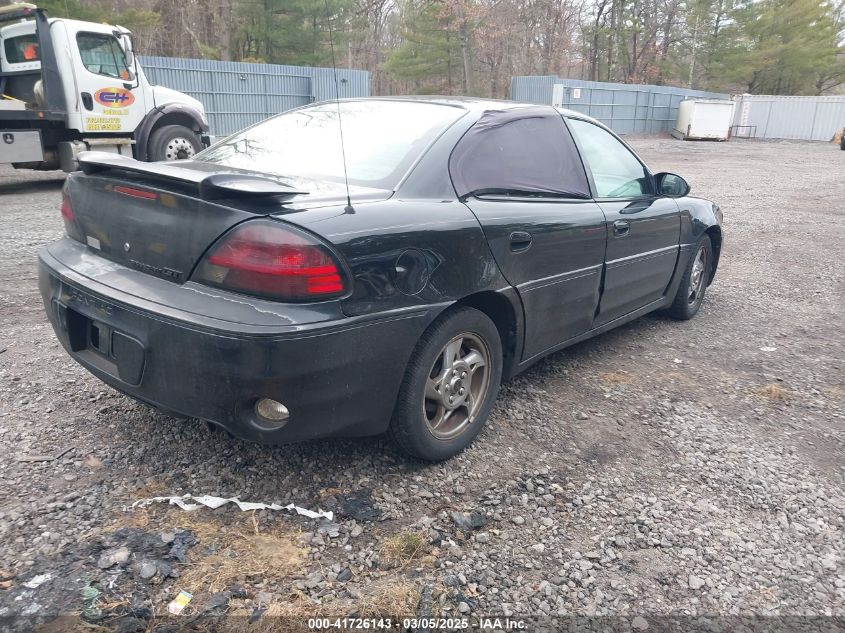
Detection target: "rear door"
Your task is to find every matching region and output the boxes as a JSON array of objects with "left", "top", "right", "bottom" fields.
[
  {"left": 452, "top": 108, "right": 607, "bottom": 360},
  {"left": 566, "top": 117, "right": 680, "bottom": 325}
]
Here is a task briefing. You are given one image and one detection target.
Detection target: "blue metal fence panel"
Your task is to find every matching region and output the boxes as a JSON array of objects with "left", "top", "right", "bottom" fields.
[
  {"left": 510, "top": 75, "right": 728, "bottom": 134},
  {"left": 139, "top": 56, "right": 370, "bottom": 136}
]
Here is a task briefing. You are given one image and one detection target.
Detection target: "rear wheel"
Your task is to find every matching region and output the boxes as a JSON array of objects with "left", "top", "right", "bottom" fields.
[
  {"left": 389, "top": 307, "right": 502, "bottom": 461},
  {"left": 667, "top": 234, "right": 712, "bottom": 320},
  {"left": 148, "top": 124, "right": 202, "bottom": 162}
]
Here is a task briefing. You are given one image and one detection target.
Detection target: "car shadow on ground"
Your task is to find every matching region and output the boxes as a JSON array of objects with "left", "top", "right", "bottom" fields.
[{"left": 507, "top": 310, "right": 671, "bottom": 380}]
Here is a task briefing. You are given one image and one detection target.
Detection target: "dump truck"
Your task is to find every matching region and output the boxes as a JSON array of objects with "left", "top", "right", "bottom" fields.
[{"left": 0, "top": 2, "right": 211, "bottom": 172}]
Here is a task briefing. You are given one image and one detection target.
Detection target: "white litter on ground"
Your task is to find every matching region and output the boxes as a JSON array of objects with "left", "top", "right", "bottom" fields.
[
  {"left": 131, "top": 494, "right": 333, "bottom": 520},
  {"left": 23, "top": 574, "right": 52, "bottom": 589}
]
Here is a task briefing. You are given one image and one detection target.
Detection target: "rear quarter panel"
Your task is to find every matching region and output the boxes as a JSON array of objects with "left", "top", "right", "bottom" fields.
[{"left": 298, "top": 199, "right": 509, "bottom": 319}]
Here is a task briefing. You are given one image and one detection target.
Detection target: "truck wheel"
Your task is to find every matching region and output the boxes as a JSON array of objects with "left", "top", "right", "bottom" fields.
[{"left": 148, "top": 125, "right": 202, "bottom": 162}]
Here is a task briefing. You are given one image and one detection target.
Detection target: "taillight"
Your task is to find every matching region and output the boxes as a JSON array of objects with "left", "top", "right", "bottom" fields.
[
  {"left": 60, "top": 192, "right": 84, "bottom": 242},
  {"left": 192, "top": 221, "right": 349, "bottom": 301},
  {"left": 60, "top": 194, "right": 74, "bottom": 221}
]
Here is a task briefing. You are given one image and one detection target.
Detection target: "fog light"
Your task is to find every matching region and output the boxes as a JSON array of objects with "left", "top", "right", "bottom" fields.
[{"left": 255, "top": 398, "right": 289, "bottom": 423}]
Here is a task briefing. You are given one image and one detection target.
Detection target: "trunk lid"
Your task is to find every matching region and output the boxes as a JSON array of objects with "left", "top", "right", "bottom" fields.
[{"left": 64, "top": 153, "right": 390, "bottom": 285}]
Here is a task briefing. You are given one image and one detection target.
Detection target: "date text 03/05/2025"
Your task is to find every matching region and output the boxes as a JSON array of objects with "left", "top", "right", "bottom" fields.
[{"left": 307, "top": 617, "right": 527, "bottom": 630}]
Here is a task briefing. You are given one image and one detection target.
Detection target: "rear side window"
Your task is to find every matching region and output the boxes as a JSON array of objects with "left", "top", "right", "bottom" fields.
[
  {"left": 77, "top": 32, "right": 131, "bottom": 80},
  {"left": 450, "top": 107, "right": 591, "bottom": 199},
  {"left": 4, "top": 34, "right": 39, "bottom": 63}
]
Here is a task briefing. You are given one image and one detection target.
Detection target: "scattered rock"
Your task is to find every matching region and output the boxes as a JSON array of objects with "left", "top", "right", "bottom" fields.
[
  {"left": 337, "top": 568, "right": 353, "bottom": 582},
  {"left": 115, "top": 617, "right": 147, "bottom": 633},
  {"left": 138, "top": 562, "right": 157, "bottom": 580},
  {"left": 98, "top": 547, "right": 131, "bottom": 569},
  {"left": 450, "top": 511, "right": 486, "bottom": 531},
  {"left": 688, "top": 575, "right": 706, "bottom": 590},
  {"left": 204, "top": 591, "right": 231, "bottom": 611},
  {"left": 338, "top": 489, "right": 381, "bottom": 522}
]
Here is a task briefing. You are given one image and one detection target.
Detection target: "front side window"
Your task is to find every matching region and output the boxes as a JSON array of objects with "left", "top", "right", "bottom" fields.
[
  {"left": 449, "top": 108, "right": 591, "bottom": 199},
  {"left": 4, "top": 34, "right": 39, "bottom": 64},
  {"left": 77, "top": 33, "right": 131, "bottom": 80},
  {"left": 567, "top": 118, "right": 650, "bottom": 198},
  {"left": 196, "top": 100, "right": 465, "bottom": 190}
]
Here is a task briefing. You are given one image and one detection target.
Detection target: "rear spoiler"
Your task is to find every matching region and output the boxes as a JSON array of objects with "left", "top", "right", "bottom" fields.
[{"left": 77, "top": 152, "right": 308, "bottom": 200}]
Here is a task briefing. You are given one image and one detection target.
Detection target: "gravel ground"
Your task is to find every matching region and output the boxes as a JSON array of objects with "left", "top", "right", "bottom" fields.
[{"left": 0, "top": 137, "right": 844, "bottom": 630}]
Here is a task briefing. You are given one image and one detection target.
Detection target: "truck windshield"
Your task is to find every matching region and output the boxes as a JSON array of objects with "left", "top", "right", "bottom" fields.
[
  {"left": 4, "top": 34, "right": 39, "bottom": 63},
  {"left": 195, "top": 100, "right": 465, "bottom": 190}
]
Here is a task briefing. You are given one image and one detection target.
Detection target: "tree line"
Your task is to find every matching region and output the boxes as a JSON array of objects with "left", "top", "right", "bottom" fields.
[{"left": 41, "top": 0, "right": 845, "bottom": 97}]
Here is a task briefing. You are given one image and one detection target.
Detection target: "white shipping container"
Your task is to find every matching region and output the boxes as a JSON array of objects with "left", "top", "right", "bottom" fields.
[{"left": 671, "top": 99, "right": 735, "bottom": 141}]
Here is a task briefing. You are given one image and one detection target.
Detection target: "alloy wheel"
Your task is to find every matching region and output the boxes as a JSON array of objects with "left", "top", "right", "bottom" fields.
[
  {"left": 688, "top": 246, "right": 707, "bottom": 305},
  {"left": 423, "top": 332, "right": 491, "bottom": 440}
]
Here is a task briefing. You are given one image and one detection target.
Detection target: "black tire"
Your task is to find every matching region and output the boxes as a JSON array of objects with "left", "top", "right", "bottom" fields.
[
  {"left": 147, "top": 124, "right": 203, "bottom": 162},
  {"left": 389, "top": 307, "right": 503, "bottom": 461},
  {"left": 667, "top": 234, "right": 713, "bottom": 320},
  {"left": 840, "top": 133, "right": 845, "bottom": 151}
]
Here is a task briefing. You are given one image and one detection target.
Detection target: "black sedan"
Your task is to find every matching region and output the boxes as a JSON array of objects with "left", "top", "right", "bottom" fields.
[{"left": 39, "top": 97, "right": 723, "bottom": 461}]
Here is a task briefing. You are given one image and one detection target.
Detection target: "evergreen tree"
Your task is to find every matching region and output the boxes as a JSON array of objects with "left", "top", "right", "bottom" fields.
[
  {"left": 232, "top": 0, "right": 357, "bottom": 66},
  {"left": 384, "top": 0, "right": 464, "bottom": 93},
  {"left": 715, "top": 0, "right": 845, "bottom": 94}
]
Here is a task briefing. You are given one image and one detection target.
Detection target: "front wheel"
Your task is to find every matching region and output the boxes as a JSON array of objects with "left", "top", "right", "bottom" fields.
[
  {"left": 667, "top": 235, "right": 712, "bottom": 320},
  {"left": 389, "top": 307, "right": 502, "bottom": 461},
  {"left": 148, "top": 124, "right": 203, "bottom": 162}
]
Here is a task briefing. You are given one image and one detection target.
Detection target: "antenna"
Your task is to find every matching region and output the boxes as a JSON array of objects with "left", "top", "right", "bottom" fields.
[{"left": 323, "top": 0, "right": 354, "bottom": 214}]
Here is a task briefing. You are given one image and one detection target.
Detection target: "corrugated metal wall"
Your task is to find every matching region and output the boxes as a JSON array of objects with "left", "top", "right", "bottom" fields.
[
  {"left": 732, "top": 95, "right": 845, "bottom": 141},
  {"left": 511, "top": 76, "right": 728, "bottom": 134},
  {"left": 139, "top": 56, "right": 370, "bottom": 136}
]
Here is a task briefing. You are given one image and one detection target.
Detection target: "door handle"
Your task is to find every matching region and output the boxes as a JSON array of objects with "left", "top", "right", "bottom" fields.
[
  {"left": 509, "top": 231, "right": 533, "bottom": 252},
  {"left": 613, "top": 220, "right": 630, "bottom": 236},
  {"left": 81, "top": 92, "right": 93, "bottom": 111}
]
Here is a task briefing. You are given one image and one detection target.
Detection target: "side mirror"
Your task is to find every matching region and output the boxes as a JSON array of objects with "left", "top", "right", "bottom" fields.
[
  {"left": 655, "top": 172, "right": 690, "bottom": 198},
  {"left": 121, "top": 33, "right": 135, "bottom": 66}
]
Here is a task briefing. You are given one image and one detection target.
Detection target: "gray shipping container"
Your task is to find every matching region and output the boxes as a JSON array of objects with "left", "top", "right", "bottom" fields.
[
  {"left": 731, "top": 95, "right": 845, "bottom": 141},
  {"left": 511, "top": 75, "right": 729, "bottom": 135}
]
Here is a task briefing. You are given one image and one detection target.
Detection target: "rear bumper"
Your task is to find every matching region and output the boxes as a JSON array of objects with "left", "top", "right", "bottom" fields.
[{"left": 38, "top": 246, "right": 430, "bottom": 444}]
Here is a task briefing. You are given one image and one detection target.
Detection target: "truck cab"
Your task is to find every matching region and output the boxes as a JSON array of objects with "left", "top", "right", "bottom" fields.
[{"left": 0, "top": 3, "right": 210, "bottom": 171}]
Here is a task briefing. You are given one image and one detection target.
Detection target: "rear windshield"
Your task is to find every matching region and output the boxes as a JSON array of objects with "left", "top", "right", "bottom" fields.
[
  {"left": 195, "top": 100, "right": 465, "bottom": 189},
  {"left": 4, "top": 34, "right": 39, "bottom": 64}
]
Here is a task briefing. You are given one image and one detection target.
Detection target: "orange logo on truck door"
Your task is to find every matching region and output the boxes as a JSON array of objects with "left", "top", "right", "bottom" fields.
[{"left": 94, "top": 88, "right": 135, "bottom": 108}]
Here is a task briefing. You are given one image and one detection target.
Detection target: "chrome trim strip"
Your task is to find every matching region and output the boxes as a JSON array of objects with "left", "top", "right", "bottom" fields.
[
  {"left": 606, "top": 244, "right": 678, "bottom": 268},
  {"left": 518, "top": 263, "right": 602, "bottom": 293}
]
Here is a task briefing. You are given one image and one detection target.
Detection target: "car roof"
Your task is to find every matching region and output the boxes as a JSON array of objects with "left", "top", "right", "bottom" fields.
[{"left": 324, "top": 96, "right": 603, "bottom": 126}]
